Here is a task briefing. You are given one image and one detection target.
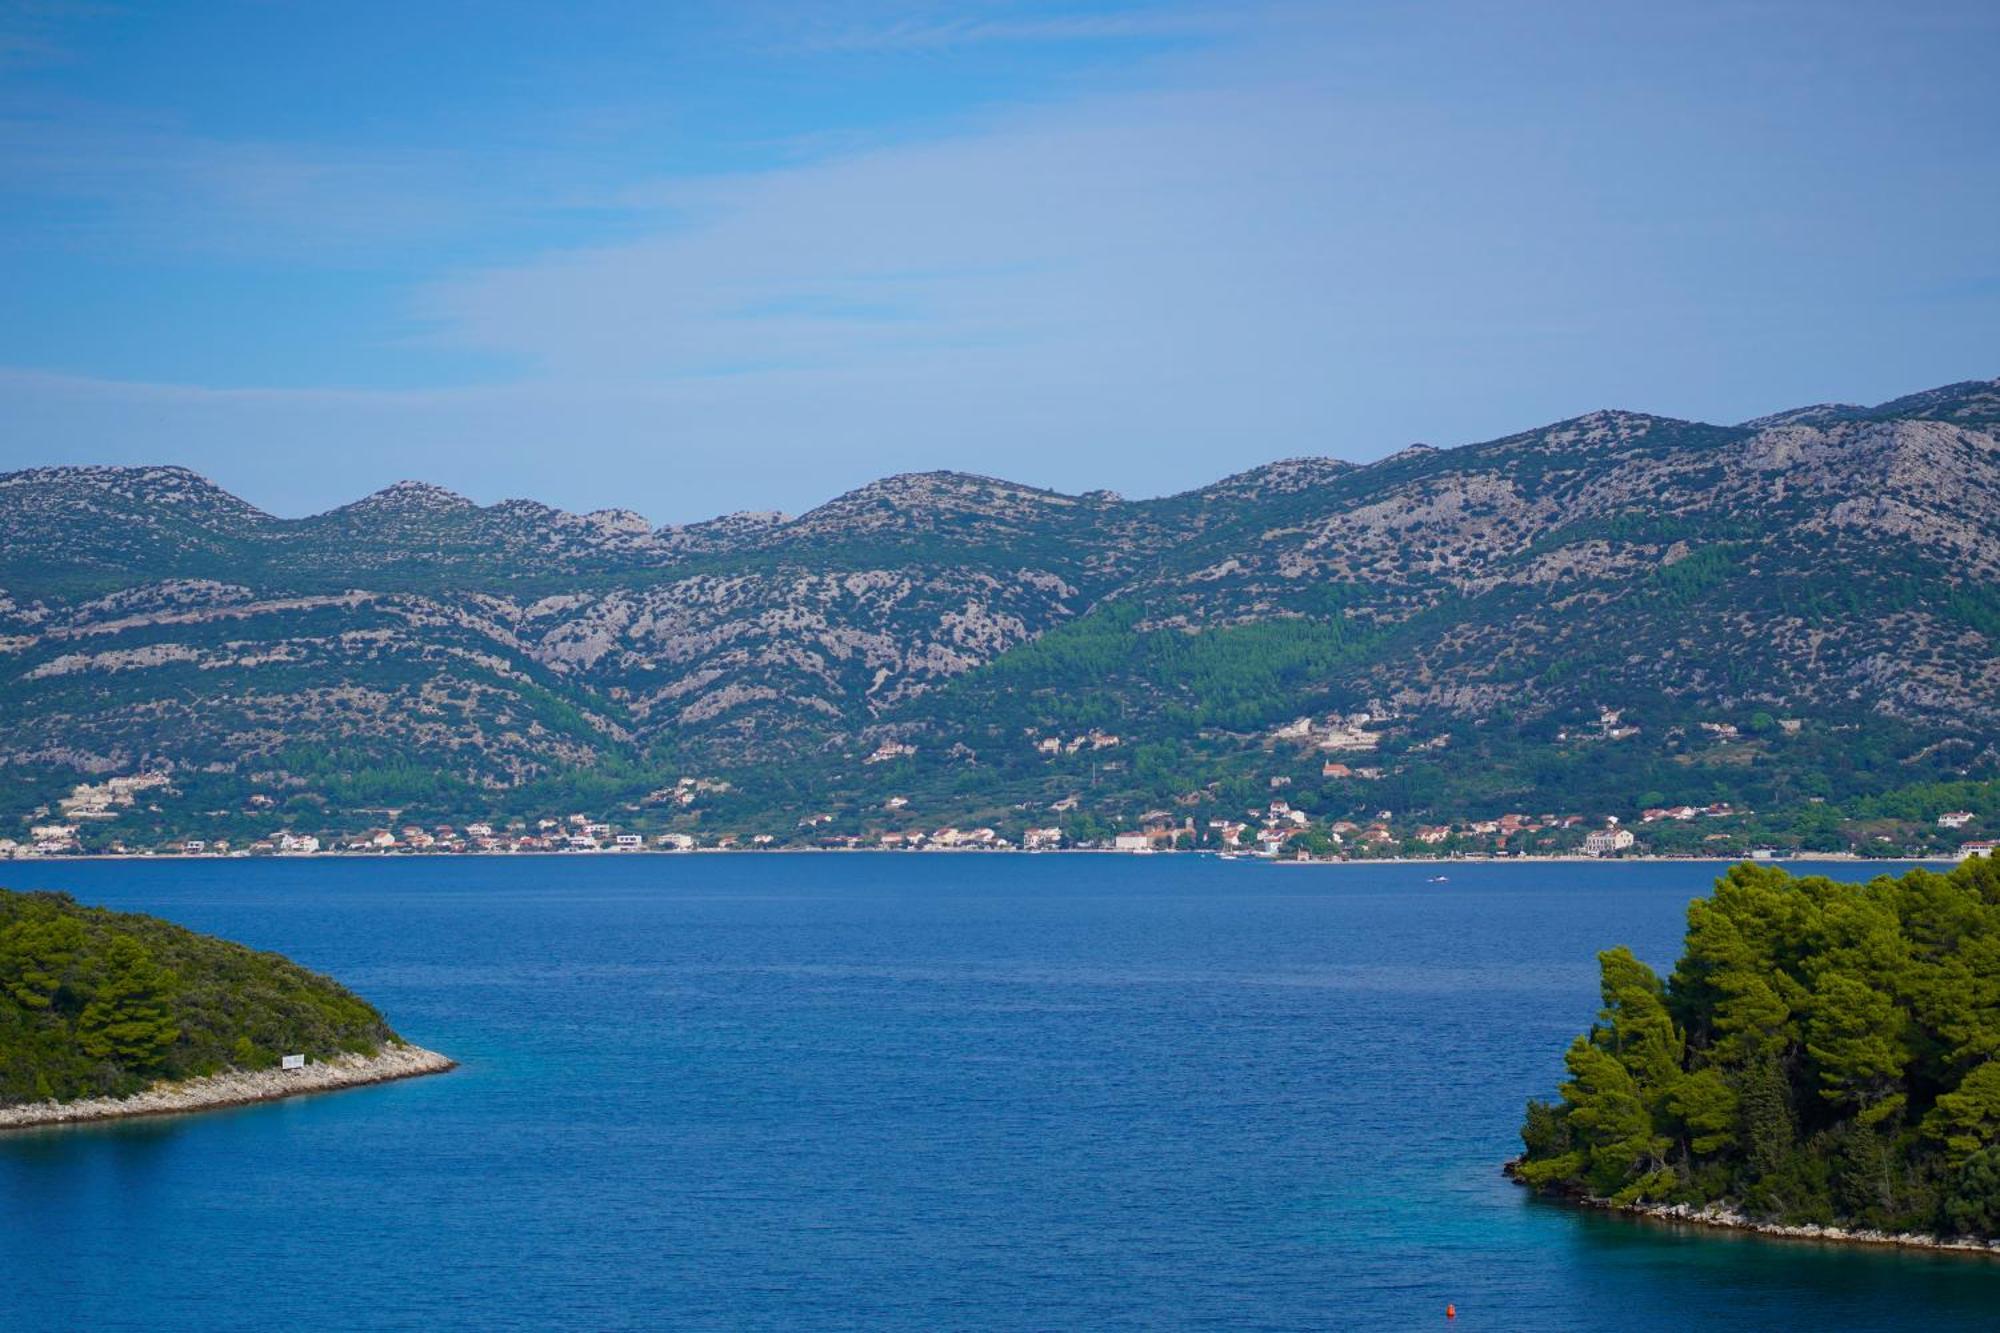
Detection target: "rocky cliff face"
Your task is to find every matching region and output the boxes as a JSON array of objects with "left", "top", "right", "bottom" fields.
[
  {"left": 1, "top": 378, "right": 1994, "bottom": 792},
  {"left": 1094, "top": 394, "right": 2000, "bottom": 734}
]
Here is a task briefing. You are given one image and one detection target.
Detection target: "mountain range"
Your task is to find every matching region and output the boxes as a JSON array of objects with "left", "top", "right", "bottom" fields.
[{"left": 2, "top": 376, "right": 1996, "bottom": 853}]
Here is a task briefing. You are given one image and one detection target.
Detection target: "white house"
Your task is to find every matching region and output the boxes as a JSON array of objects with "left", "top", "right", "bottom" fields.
[{"left": 1583, "top": 827, "right": 1636, "bottom": 856}]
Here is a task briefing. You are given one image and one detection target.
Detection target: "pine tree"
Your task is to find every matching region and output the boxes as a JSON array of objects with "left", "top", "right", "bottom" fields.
[
  {"left": 1738, "top": 1052, "right": 1796, "bottom": 1179},
  {"left": 1805, "top": 971, "right": 1909, "bottom": 1127},
  {"left": 76, "top": 936, "right": 180, "bottom": 1075},
  {"left": 0, "top": 912, "right": 84, "bottom": 1013},
  {"left": 1928, "top": 1060, "right": 2000, "bottom": 1162}
]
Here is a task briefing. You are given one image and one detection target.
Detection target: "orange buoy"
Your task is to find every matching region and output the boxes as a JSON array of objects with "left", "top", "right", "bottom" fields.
[{"left": 1446, "top": 1304, "right": 1457, "bottom": 1319}]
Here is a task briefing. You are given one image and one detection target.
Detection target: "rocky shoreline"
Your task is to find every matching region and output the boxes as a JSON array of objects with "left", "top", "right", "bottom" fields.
[
  {"left": 1506, "top": 1164, "right": 2000, "bottom": 1257},
  {"left": 0, "top": 1042, "right": 455, "bottom": 1131}
]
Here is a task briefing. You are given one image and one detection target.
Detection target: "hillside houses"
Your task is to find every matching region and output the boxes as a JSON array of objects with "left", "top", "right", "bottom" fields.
[
  {"left": 59, "top": 773, "right": 170, "bottom": 820},
  {"left": 1272, "top": 712, "right": 1386, "bottom": 753},
  {"left": 639, "top": 776, "right": 729, "bottom": 807},
  {"left": 1321, "top": 761, "right": 1384, "bottom": 780},
  {"left": 1033, "top": 730, "right": 1123, "bottom": 756},
  {"left": 1263, "top": 801, "right": 1308, "bottom": 828},
  {"left": 30, "top": 823, "right": 80, "bottom": 854},
  {"left": 1641, "top": 802, "right": 1747, "bottom": 823}
]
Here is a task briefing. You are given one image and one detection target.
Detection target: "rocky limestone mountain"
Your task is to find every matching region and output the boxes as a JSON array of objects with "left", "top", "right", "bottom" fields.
[
  {"left": 0, "top": 377, "right": 1994, "bottom": 829},
  {"left": 1092, "top": 398, "right": 2000, "bottom": 731}
]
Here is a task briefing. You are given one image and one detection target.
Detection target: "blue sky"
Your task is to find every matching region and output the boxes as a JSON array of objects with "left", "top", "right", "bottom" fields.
[{"left": 1, "top": 1, "right": 1996, "bottom": 522}]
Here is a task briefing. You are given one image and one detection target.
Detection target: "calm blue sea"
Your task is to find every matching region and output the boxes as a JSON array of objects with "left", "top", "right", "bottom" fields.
[{"left": 1, "top": 854, "right": 1991, "bottom": 1330}]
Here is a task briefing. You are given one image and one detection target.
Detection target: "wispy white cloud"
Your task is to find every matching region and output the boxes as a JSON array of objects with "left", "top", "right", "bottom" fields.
[
  {"left": 4, "top": 1, "right": 1998, "bottom": 524},
  {"left": 0, "top": 68, "right": 711, "bottom": 261},
  {"left": 0, "top": 31, "right": 1760, "bottom": 519},
  {"left": 0, "top": 111, "right": 508, "bottom": 254},
  {"left": 409, "top": 36, "right": 1645, "bottom": 409}
]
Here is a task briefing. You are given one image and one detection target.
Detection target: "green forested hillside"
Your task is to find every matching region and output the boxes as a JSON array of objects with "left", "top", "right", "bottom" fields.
[
  {"left": 1514, "top": 858, "right": 2000, "bottom": 1237},
  {"left": 0, "top": 889, "right": 395, "bottom": 1106}
]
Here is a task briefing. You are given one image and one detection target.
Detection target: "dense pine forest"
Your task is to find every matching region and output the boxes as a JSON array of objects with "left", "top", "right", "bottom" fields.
[
  {"left": 0, "top": 889, "right": 395, "bottom": 1107},
  {"left": 1514, "top": 858, "right": 2000, "bottom": 1237}
]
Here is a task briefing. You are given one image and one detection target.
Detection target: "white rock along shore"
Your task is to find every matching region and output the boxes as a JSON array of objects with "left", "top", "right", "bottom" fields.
[
  {"left": 1606, "top": 1197, "right": 2000, "bottom": 1255},
  {"left": 0, "top": 1042, "right": 455, "bottom": 1131},
  {"left": 1505, "top": 1163, "right": 2000, "bottom": 1256}
]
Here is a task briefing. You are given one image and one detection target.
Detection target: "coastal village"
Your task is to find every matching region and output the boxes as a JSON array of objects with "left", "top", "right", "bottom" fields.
[
  {"left": 2, "top": 702, "right": 1989, "bottom": 862},
  {"left": 5, "top": 765, "right": 1992, "bottom": 863}
]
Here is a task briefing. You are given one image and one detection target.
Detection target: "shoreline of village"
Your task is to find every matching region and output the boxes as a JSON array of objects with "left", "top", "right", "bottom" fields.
[
  {"left": 19, "top": 772, "right": 1987, "bottom": 865},
  {"left": 6, "top": 846, "right": 1965, "bottom": 865}
]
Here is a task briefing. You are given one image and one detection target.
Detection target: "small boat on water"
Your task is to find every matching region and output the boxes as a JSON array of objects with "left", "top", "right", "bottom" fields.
[{"left": 1427, "top": 874, "right": 1449, "bottom": 883}]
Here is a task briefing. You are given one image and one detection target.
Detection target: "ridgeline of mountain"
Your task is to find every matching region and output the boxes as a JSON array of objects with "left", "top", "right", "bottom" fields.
[{"left": 1, "top": 377, "right": 1996, "bottom": 849}]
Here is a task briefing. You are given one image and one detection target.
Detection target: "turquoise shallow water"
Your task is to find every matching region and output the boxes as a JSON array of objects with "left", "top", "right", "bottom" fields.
[{"left": 2, "top": 854, "right": 1992, "bottom": 1330}]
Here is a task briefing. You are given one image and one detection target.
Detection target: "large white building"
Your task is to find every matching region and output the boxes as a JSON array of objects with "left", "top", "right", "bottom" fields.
[{"left": 1583, "top": 827, "right": 1636, "bottom": 856}]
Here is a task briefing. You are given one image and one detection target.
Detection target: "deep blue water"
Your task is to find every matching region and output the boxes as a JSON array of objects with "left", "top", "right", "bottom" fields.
[{"left": 2, "top": 854, "right": 1993, "bottom": 1330}]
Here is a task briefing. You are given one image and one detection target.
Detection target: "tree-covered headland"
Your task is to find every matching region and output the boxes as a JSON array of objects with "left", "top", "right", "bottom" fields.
[
  {"left": 1515, "top": 857, "right": 2000, "bottom": 1237},
  {"left": 0, "top": 888, "right": 396, "bottom": 1107}
]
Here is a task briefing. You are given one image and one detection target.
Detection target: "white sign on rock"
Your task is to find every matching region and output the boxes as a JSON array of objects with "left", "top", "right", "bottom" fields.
[{"left": 281, "top": 1054, "right": 306, "bottom": 1070}]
